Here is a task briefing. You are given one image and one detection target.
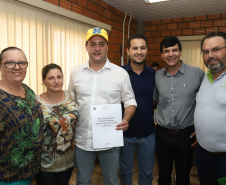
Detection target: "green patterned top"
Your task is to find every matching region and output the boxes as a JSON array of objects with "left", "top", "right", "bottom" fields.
[{"left": 0, "top": 84, "right": 44, "bottom": 182}]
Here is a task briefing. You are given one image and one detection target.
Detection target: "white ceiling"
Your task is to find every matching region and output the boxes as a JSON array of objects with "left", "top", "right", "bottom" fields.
[{"left": 102, "top": 0, "right": 226, "bottom": 21}]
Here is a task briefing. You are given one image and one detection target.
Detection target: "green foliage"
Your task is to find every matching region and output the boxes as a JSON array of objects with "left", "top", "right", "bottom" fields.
[
  {"left": 15, "top": 86, "right": 36, "bottom": 115},
  {"left": 2, "top": 118, "right": 40, "bottom": 169}
]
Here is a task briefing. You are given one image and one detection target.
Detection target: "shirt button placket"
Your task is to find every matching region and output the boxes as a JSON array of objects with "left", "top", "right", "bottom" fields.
[
  {"left": 91, "top": 73, "right": 97, "bottom": 106},
  {"left": 171, "top": 76, "right": 175, "bottom": 125},
  {"left": 89, "top": 73, "right": 98, "bottom": 139}
]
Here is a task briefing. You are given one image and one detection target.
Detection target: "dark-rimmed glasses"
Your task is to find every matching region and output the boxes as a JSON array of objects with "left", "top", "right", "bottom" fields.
[
  {"left": 2, "top": 61, "right": 28, "bottom": 69},
  {"left": 200, "top": 46, "right": 226, "bottom": 56}
]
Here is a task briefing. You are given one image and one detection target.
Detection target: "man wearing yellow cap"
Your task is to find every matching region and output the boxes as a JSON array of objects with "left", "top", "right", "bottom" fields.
[{"left": 68, "top": 27, "right": 137, "bottom": 185}]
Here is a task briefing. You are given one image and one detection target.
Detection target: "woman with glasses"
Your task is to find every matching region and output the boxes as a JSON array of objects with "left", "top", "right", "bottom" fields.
[
  {"left": 35, "top": 63, "right": 78, "bottom": 185},
  {"left": 0, "top": 47, "right": 44, "bottom": 184}
]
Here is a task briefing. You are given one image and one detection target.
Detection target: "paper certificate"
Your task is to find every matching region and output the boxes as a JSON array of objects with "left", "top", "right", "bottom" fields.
[{"left": 92, "top": 104, "right": 123, "bottom": 149}]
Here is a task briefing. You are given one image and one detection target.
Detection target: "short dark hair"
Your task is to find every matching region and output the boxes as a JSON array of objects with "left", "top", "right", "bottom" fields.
[
  {"left": 160, "top": 36, "right": 182, "bottom": 53},
  {"left": 42, "top": 63, "right": 63, "bottom": 79},
  {"left": 127, "top": 34, "right": 147, "bottom": 49},
  {"left": 0, "top": 47, "right": 26, "bottom": 64},
  {"left": 201, "top": 31, "right": 226, "bottom": 50},
  {"left": 151, "top": 62, "right": 159, "bottom": 68}
]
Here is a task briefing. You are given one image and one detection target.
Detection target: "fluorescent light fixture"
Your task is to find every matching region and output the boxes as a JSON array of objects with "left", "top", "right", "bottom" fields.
[{"left": 144, "top": 0, "right": 170, "bottom": 3}]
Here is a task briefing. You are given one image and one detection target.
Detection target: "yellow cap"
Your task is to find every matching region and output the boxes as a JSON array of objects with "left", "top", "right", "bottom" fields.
[{"left": 86, "top": 27, "right": 108, "bottom": 42}]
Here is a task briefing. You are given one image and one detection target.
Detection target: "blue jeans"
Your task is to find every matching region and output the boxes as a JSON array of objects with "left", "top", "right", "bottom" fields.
[
  {"left": 75, "top": 146, "right": 120, "bottom": 185},
  {"left": 119, "top": 133, "right": 156, "bottom": 185},
  {"left": 196, "top": 144, "right": 226, "bottom": 185}
]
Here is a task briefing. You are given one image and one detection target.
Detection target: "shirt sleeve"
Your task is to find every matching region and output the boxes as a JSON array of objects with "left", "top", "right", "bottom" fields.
[
  {"left": 199, "top": 69, "right": 205, "bottom": 83},
  {"left": 153, "top": 74, "right": 159, "bottom": 102},
  {"left": 0, "top": 107, "right": 6, "bottom": 132},
  {"left": 121, "top": 71, "right": 137, "bottom": 108},
  {"left": 68, "top": 71, "right": 74, "bottom": 91},
  {"left": 68, "top": 90, "right": 78, "bottom": 102},
  {"left": 153, "top": 86, "right": 159, "bottom": 102}
]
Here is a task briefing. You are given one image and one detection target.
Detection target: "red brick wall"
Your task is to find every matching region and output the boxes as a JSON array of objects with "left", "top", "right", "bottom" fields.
[
  {"left": 43, "top": 0, "right": 137, "bottom": 66},
  {"left": 145, "top": 14, "right": 226, "bottom": 68}
]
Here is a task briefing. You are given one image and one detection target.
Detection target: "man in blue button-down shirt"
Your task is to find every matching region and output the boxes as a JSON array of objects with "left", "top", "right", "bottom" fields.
[{"left": 119, "top": 34, "right": 156, "bottom": 185}]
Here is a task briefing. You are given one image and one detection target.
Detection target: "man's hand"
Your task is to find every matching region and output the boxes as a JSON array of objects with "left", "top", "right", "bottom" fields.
[
  {"left": 116, "top": 120, "right": 129, "bottom": 132},
  {"left": 190, "top": 131, "right": 197, "bottom": 148}
]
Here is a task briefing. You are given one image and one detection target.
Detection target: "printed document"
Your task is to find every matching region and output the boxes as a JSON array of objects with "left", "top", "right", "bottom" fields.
[{"left": 92, "top": 104, "right": 123, "bottom": 149}]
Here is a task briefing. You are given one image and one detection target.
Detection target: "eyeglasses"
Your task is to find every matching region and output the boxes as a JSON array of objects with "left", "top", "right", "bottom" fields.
[
  {"left": 2, "top": 61, "right": 28, "bottom": 69},
  {"left": 200, "top": 46, "right": 226, "bottom": 56}
]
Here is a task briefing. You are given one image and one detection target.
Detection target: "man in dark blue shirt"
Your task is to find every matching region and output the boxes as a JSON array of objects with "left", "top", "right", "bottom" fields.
[{"left": 119, "top": 34, "right": 156, "bottom": 185}]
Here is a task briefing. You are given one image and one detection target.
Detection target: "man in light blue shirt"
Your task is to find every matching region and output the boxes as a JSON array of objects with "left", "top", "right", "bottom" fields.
[{"left": 194, "top": 31, "right": 226, "bottom": 185}]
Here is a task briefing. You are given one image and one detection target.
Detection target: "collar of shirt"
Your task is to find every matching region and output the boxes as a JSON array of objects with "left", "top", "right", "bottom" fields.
[
  {"left": 163, "top": 60, "right": 185, "bottom": 76},
  {"left": 124, "top": 61, "right": 149, "bottom": 73},
  {"left": 206, "top": 70, "right": 226, "bottom": 83},
  {"left": 83, "top": 58, "right": 111, "bottom": 72}
]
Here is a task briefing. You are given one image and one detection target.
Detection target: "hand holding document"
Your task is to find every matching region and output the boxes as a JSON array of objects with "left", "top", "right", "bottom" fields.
[{"left": 92, "top": 104, "right": 123, "bottom": 149}]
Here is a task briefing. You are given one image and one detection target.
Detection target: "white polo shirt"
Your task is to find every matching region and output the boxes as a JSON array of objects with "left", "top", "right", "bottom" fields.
[
  {"left": 194, "top": 71, "right": 226, "bottom": 152},
  {"left": 68, "top": 59, "right": 137, "bottom": 151}
]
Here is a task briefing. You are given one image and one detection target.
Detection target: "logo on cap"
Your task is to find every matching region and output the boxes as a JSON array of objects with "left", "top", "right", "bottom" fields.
[{"left": 93, "top": 27, "right": 101, "bottom": 34}]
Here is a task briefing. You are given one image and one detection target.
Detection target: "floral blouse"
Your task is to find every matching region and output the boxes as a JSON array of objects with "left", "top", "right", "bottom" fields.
[
  {"left": 36, "top": 90, "right": 78, "bottom": 172},
  {"left": 0, "top": 84, "right": 44, "bottom": 182}
]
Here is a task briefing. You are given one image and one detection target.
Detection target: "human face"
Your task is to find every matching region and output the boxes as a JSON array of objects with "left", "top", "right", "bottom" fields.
[
  {"left": 127, "top": 38, "right": 148, "bottom": 65},
  {"left": 43, "top": 69, "right": 63, "bottom": 92},
  {"left": 0, "top": 49, "right": 27, "bottom": 84},
  {"left": 161, "top": 44, "right": 182, "bottom": 68},
  {"left": 202, "top": 36, "right": 226, "bottom": 74},
  {"left": 86, "top": 36, "right": 108, "bottom": 64}
]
